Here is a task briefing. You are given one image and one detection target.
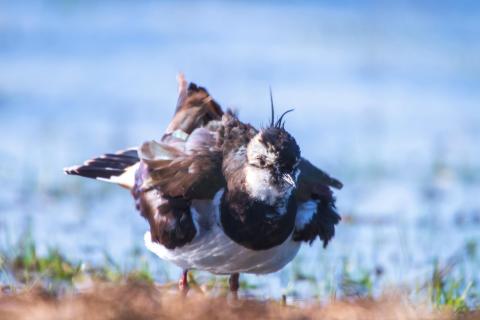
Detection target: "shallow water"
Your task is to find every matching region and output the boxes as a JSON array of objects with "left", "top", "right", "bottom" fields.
[{"left": 0, "top": 0, "right": 479, "bottom": 301}]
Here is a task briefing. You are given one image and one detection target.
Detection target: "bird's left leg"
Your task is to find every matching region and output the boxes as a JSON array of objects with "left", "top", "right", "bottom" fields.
[
  {"left": 229, "top": 273, "right": 240, "bottom": 298},
  {"left": 178, "top": 269, "right": 189, "bottom": 295}
]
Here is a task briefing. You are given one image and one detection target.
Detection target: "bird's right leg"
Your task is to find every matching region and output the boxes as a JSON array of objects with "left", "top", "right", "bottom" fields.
[
  {"left": 229, "top": 273, "right": 240, "bottom": 299},
  {"left": 178, "top": 269, "right": 189, "bottom": 295}
]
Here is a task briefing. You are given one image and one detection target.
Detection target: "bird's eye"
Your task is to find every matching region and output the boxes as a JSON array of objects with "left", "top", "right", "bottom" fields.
[{"left": 258, "top": 158, "right": 266, "bottom": 167}]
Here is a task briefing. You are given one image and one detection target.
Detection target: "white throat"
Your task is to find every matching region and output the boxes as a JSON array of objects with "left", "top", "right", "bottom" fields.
[{"left": 244, "top": 166, "right": 293, "bottom": 207}]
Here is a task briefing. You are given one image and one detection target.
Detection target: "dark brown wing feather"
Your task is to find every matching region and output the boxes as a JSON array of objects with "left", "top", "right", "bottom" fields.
[
  {"left": 294, "top": 158, "right": 342, "bottom": 247},
  {"left": 132, "top": 162, "right": 197, "bottom": 249},
  {"left": 166, "top": 74, "right": 223, "bottom": 135},
  {"left": 139, "top": 140, "right": 225, "bottom": 199},
  {"left": 133, "top": 135, "right": 225, "bottom": 248},
  {"left": 131, "top": 75, "right": 226, "bottom": 249},
  {"left": 133, "top": 141, "right": 225, "bottom": 249},
  {"left": 296, "top": 158, "right": 343, "bottom": 202}
]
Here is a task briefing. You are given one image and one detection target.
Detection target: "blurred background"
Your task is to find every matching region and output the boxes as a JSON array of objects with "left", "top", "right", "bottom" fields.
[{"left": 0, "top": 0, "right": 479, "bottom": 301}]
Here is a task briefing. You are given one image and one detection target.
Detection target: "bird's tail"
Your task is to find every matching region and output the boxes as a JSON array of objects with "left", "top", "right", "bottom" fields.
[{"left": 64, "top": 148, "right": 140, "bottom": 189}]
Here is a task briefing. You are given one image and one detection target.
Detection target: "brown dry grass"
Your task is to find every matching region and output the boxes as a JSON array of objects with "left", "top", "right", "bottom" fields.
[{"left": 0, "top": 282, "right": 477, "bottom": 320}]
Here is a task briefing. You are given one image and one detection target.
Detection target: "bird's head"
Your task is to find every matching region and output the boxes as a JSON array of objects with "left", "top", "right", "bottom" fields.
[{"left": 245, "top": 105, "right": 301, "bottom": 206}]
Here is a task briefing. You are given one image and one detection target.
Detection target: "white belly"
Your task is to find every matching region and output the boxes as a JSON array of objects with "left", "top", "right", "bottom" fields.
[
  {"left": 143, "top": 191, "right": 301, "bottom": 274},
  {"left": 144, "top": 229, "right": 300, "bottom": 275}
]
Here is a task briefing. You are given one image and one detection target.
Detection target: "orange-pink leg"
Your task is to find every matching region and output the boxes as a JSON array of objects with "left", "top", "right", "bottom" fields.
[{"left": 178, "top": 270, "right": 189, "bottom": 295}]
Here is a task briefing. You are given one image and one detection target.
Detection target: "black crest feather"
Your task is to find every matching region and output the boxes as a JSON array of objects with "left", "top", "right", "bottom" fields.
[
  {"left": 275, "top": 109, "right": 294, "bottom": 128},
  {"left": 268, "top": 88, "right": 294, "bottom": 129},
  {"left": 269, "top": 87, "right": 275, "bottom": 127}
]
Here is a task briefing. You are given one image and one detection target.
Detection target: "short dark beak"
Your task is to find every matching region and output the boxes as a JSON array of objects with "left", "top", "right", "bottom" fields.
[{"left": 282, "top": 173, "right": 296, "bottom": 188}]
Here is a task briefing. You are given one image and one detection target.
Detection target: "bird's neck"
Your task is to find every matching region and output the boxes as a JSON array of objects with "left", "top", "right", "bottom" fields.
[
  {"left": 219, "top": 187, "right": 297, "bottom": 250},
  {"left": 219, "top": 158, "right": 298, "bottom": 249}
]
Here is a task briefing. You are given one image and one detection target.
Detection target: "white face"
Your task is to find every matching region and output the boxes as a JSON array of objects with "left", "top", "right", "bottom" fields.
[
  {"left": 245, "top": 134, "right": 299, "bottom": 207},
  {"left": 246, "top": 134, "right": 278, "bottom": 169}
]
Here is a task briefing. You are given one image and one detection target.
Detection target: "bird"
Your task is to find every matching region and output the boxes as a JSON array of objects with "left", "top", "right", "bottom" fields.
[{"left": 64, "top": 74, "right": 343, "bottom": 296}]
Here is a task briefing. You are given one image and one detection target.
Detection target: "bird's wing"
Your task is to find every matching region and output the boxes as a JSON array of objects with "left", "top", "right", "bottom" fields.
[
  {"left": 136, "top": 74, "right": 227, "bottom": 199},
  {"left": 137, "top": 136, "right": 225, "bottom": 199},
  {"left": 294, "top": 158, "right": 342, "bottom": 247},
  {"left": 165, "top": 73, "right": 223, "bottom": 136},
  {"left": 132, "top": 136, "right": 225, "bottom": 249},
  {"left": 130, "top": 75, "right": 227, "bottom": 249}
]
